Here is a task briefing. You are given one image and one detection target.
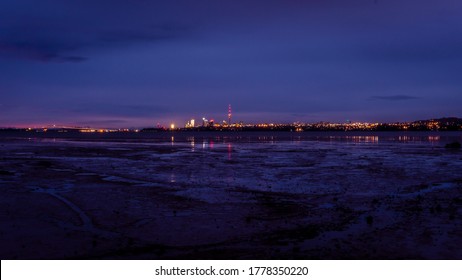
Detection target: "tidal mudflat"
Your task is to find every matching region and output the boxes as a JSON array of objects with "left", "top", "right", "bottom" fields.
[{"left": 1, "top": 131, "right": 461, "bottom": 259}]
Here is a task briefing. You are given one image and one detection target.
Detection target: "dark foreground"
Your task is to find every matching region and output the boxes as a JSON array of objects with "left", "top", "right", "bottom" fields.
[{"left": 0, "top": 131, "right": 462, "bottom": 259}]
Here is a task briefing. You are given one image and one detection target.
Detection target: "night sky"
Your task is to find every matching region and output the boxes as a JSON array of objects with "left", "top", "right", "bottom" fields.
[{"left": 1, "top": 0, "right": 461, "bottom": 128}]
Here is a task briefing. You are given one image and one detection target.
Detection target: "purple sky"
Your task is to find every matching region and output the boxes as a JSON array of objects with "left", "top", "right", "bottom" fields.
[{"left": 1, "top": 0, "right": 461, "bottom": 128}]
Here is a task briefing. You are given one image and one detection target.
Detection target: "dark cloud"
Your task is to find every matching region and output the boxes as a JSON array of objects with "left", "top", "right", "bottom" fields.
[
  {"left": 0, "top": 0, "right": 191, "bottom": 63},
  {"left": 0, "top": 41, "right": 89, "bottom": 63},
  {"left": 0, "top": 25, "right": 187, "bottom": 63},
  {"left": 371, "top": 95, "right": 420, "bottom": 101},
  {"left": 0, "top": 41, "right": 74, "bottom": 63},
  {"left": 99, "top": 24, "right": 189, "bottom": 44}
]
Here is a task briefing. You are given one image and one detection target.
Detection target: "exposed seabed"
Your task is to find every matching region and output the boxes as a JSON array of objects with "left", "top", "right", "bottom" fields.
[{"left": 0, "top": 132, "right": 461, "bottom": 259}]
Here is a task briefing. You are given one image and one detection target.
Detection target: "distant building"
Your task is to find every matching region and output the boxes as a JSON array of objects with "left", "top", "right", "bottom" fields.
[
  {"left": 202, "top": 117, "right": 208, "bottom": 127},
  {"left": 185, "top": 119, "right": 195, "bottom": 128}
]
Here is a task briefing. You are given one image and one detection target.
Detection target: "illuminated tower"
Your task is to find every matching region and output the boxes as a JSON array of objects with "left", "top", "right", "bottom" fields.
[{"left": 228, "top": 104, "right": 232, "bottom": 125}]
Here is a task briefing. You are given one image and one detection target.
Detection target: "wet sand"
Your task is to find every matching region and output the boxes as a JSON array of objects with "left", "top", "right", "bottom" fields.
[{"left": 0, "top": 132, "right": 461, "bottom": 259}]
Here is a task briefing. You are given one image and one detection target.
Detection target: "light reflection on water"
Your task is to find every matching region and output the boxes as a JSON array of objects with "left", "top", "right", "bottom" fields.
[
  {"left": 228, "top": 143, "right": 232, "bottom": 160},
  {"left": 151, "top": 132, "right": 462, "bottom": 188},
  {"left": 187, "top": 136, "right": 195, "bottom": 151},
  {"left": 166, "top": 133, "right": 457, "bottom": 161},
  {"left": 169, "top": 172, "right": 176, "bottom": 183},
  {"left": 325, "top": 135, "right": 442, "bottom": 143},
  {"left": 202, "top": 140, "right": 207, "bottom": 149},
  {"left": 396, "top": 135, "right": 442, "bottom": 143},
  {"left": 163, "top": 133, "right": 455, "bottom": 145},
  {"left": 26, "top": 131, "right": 461, "bottom": 148},
  {"left": 329, "top": 136, "right": 379, "bottom": 143}
]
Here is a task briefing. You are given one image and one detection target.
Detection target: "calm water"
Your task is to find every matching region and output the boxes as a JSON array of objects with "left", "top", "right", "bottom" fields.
[{"left": 1, "top": 130, "right": 461, "bottom": 144}]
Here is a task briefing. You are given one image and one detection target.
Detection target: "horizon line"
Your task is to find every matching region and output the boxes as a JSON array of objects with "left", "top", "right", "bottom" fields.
[{"left": 1, "top": 116, "right": 460, "bottom": 130}]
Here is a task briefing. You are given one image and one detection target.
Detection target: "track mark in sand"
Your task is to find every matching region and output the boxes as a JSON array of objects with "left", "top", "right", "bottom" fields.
[
  {"left": 398, "top": 182, "right": 459, "bottom": 199},
  {"left": 30, "top": 186, "right": 119, "bottom": 238}
]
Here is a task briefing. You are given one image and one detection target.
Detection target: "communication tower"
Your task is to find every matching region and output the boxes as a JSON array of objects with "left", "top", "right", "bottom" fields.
[{"left": 228, "top": 104, "right": 232, "bottom": 125}]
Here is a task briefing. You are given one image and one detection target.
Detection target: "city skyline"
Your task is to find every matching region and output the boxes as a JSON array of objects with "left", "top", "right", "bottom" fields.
[
  {"left": 1, "top": 1, "right": 462, "bottom": 127},
  {"left": 2, "top": 114, "right": 460, "bottom": 131}
]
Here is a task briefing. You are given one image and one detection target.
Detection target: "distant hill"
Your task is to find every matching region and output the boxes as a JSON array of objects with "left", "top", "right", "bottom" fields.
[
  {"left": 411, "top": 117, "right": 462, "bottom": 131},
  {"left": 414, "top": 117, "right": 462, "bottom": 124}
]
